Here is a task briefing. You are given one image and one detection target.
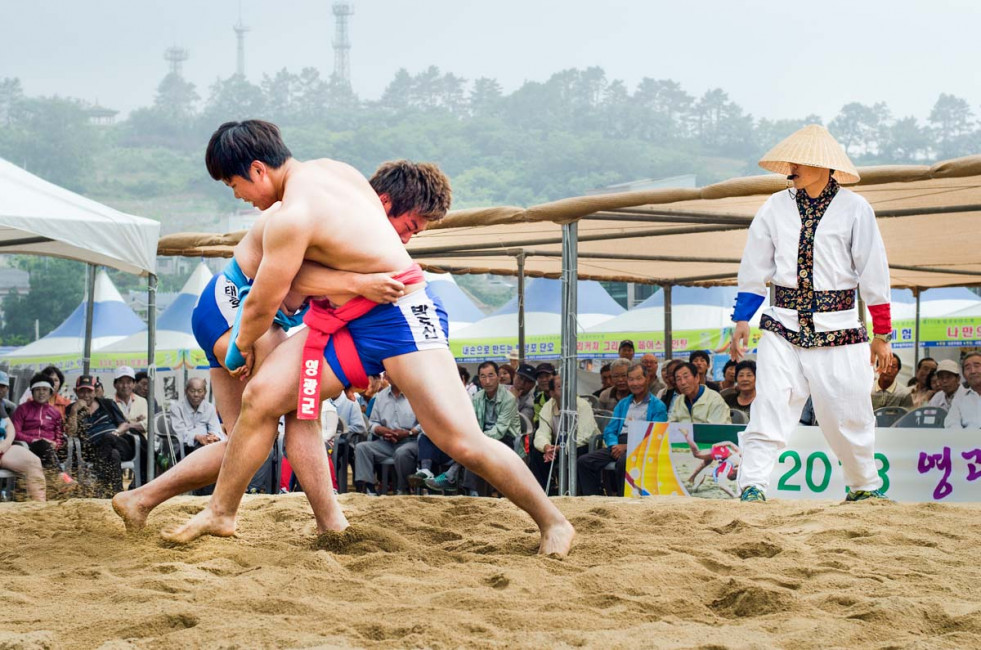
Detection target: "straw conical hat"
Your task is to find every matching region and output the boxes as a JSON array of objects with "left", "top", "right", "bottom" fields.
[{"left": 759, "top": 124, "right": 860, "bottom": 184}]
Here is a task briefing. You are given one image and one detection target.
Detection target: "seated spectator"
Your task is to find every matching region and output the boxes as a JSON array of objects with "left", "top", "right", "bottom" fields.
[
  {"left": 0, "top": 371, "right": 17, "bottom": 415},
  {"left": 946, "top": 353, "right": 981, "bottom": 429},
  {"left": 428, "top": 361, "right": 521, "bottom": 496},
  {"left": 871, "top": 353, "right": 913, "bottom": 410},
  {"left": 532, "top": 363, "right": 556, "bottom": 425},
  {"left": 593, "top": 363, "right": 612, "bottom": 398},
  {"left": 133, "top": 370, "right": 162, "bottom": 414},
  {"left": 577, "top": 363, "right": 668, "bottom": 496},
  {"left": 458, "top": 366, "right": 477, "bottom": 398},
  {"left": 18, "top": 365, "right": 72, "bottom": 419},
  {"left": 618, "top": 339, "right": 635, "bottom": 361},
  {"left": 689, "top": 350, "right": 721, "bottom": 392},
  {"left": 724, "top": 360, "right": 757, "bottom": 415},
  {"left": 642, "top": 354, "right": 665, "bottom": 396},
  {"left": 531, "top": 373, "right": 599, "bottom": 493},
  {"left": 353, "top": 376, "right": 421, "bottom": 495},
  {"left": 498, "top": 364, "right": 515, "bottom": 386},
  {"left": 65, "top": 375, "right": 138, "bottom": 496},
  {"left": 0, "top": 399, "right": 46, "bottom": 500},
  {"left": 511, "top": 363, "right": 537, "bottom": 424},
  {"left": 12, "top": 373, "right": 68, "bottom": 475},
  {"left": 169, "top": 378, "right": 223, "bottom": 457},
  {"left": 94, "top": 377, "right": 105, "bottom": 398},
  {"left": 597, "top": 359, "right": 631, "bottom": 411},
  {"left": 656, "top": 359, "right": 683, "bottom": 410},
  {"left": 929, "top": 360, "right": 967, "bottom": 410},
  {"left": 331, "top": 386, "right": 367, "bottom": 439},
  {"left": 669, "top": 362, "right": 731, "bottom": 424},
  {"left": 908, "top": 358, "right": 938, "bottom": 408},
  {"left": 719, "top": 360, "right": 738, "bottom": 399},
  {"left": 112, "top": 366, "right": 150, "bottom": 478}
]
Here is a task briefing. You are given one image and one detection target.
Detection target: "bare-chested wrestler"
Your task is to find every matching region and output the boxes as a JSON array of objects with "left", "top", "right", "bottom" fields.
[
  {"left": 113, "top": 155, "right": 450, "bottom": 534},
  {"left": 162, "top": 120, "right": 575, "bottom": 556}
]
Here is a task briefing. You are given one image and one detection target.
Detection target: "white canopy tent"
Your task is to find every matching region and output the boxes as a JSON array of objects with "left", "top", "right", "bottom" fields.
[{"left": 0, "top": 157, "right": 161, "bottom": 478}]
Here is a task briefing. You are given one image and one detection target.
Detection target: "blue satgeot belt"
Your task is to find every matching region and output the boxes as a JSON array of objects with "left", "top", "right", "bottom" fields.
[{"left": 221, "top": 259, "right": 309, "bottom": 370}]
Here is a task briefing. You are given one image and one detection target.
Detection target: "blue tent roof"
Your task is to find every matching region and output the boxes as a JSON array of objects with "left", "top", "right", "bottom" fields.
[
  {"left": 47, "top": 299, "right": 145, "bottom": 339},
  {"left": 632, "top": 286, "right": 739, "bottom": 310},
  {"left": 157, "top": 293, "right": 197, "bottom": 334},
  {"left": 492, "top": 278, "right": 624, "bottom": 317},
  {"left": 427, "top": 280, "right": 485, "bottom": 323}
]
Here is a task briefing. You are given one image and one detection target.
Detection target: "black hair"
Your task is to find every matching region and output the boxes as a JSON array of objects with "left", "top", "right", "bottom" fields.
[
  {"left": 600, "top": 363, "right": 612, "bottom": 373},
  {"left": 29, "top": 372, "right": 51, "bottom": 389},
  {"left": 723, "top": 360, "right": 737, "bottom": 373},
  {"left": 41, "top": 365, "right": 65, "bottom": 388},
  {"left": 735, "top": 360, "right": 757, "bottom": 377},
  {"left": 205, "top": 120, "right": 292, "bottom": 181},
  {"left": 458, "top": 365, "right": 470, "bottom": 383},
  {"left": 134, "top": 371, "right": 149, "bottom": 382},
  {"left": 916, "top": 357, "right": 937, "bottom": 370},
  {"left": 672, "top": 362, "right": 700, "bottom": 382},
  {"left": 689, "top": 350, "right": 710, "bottom": 365},
  {"left": 892, "top": 353, "right": 902, "bottom": 372},
  {"left": 477, "top": 360, "right": 500, "bottom": 374}
]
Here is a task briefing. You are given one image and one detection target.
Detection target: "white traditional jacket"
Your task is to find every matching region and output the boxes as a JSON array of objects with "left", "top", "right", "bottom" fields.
[{"left": 732, "top": 179, "right": 892, "bottom": 348}]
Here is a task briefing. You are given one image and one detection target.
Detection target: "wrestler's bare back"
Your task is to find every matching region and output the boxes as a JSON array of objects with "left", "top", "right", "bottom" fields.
[{"left": 233, "top": 158, "right": 417, "bottom": 309}]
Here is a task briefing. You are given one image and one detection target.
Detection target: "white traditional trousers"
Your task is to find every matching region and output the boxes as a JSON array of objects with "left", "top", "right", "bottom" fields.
[{"left": 737, "top": 331, "right": 881, "bottom": 494}]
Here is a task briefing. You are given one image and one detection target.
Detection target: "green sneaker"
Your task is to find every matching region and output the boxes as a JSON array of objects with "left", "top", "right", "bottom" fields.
[
  {"left": 845, "top": 489, "right": 889, "bottom": 502},
  {"left": 424, "top": 472, "right": 457, "bottom": 493},
  {"left": 740, "top": 486, "right": 767, "bottom": 503}
]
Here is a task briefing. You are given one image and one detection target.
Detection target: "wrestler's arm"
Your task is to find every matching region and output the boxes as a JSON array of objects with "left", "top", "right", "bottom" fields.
[
  {"left": 236, "top": 212, "right": 310, "bottom": 353},
  {"left": 290, "top": 262, "right": 406, "bottom": 304}
]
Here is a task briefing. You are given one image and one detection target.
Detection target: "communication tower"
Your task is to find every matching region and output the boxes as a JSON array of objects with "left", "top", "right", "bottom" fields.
[
  {"left": 332, "top": 2, "right": 354, "bottom": 84},
  {"left": 234, "top": 4, "right": 250, "bottom": 76},
  {"left": 164, "top": 46, "right": 189, "bottom": 76}
]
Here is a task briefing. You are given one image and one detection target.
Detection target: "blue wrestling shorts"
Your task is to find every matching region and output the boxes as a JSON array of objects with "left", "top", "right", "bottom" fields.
[
  {"left": 191, "top": 259, "right": 308, "bottom": 369},
  {"left": 324, "top": 286, "right": 449, "bottom": 387}
]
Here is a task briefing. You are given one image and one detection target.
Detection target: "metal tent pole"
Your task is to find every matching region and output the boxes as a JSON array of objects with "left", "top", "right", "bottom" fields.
[
  {"left": 559, "top": 223, "right": 579, "bottom": 496},
  {"left": 146, "top": 273, "right": 158, "bottom": 481},
  {"left": 664, "top": 285, "right": 673, "bottom": 360},
  {"left": 517, "top": 251, "right": 526, "bottom": 363},
  {"left": 82, "top": 264, "right": 97, "bottom": 375},
  {"left": 914, "top": 289, "right": 921, "bottom": 365}
]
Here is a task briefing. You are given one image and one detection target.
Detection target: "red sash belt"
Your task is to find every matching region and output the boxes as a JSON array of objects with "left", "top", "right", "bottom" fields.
[{"left": 296, "top": 263, "right": 425, "bottom": 420}]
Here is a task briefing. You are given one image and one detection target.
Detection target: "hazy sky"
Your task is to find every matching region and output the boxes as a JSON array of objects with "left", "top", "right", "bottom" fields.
[{"left": 2, "top": 0, "right": 979, "bottom": 123}]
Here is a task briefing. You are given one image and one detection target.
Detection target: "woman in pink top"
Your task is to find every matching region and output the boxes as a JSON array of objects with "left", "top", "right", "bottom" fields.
[{"left": 11, "top": 373, "right": 65, "bottom": 471}]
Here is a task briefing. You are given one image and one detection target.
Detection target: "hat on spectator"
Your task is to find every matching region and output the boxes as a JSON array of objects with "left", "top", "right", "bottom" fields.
[
  {"left": 75, "top": 375, "right": 97, "bottom": 390},
  {"left": 0, "top": 371, "right": 8, "bottom": 386},
  {"left": 114, "top": 366, "right": 136, "bottom": 381},
  {"left": 618, "top": 339, "right": 635, "bottom": 350},
  {"left": 936, "top": 359, "right": 961, "bottom": 376},
  {"left": 516, "top": 363, "right": 537, "bottom": 381},
  {"left": 758, "top": 124, "right": 860, "bottom": 184},
  {"left": 535, "top": 363, "right": 556, "bottom": 377},
  {"left": 508, "top": 349, "right": 520, "bottom": 362}
]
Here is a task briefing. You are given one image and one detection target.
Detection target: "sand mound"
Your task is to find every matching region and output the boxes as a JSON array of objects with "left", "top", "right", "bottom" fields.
[{"left": 2, "top": 494, "right": 980, "bottom": 648}]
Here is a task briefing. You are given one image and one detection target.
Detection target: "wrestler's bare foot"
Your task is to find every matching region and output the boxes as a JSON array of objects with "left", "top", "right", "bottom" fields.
[
  {"left": 112, "top": 491, "right": 152, "bottom": 533},
  {"left": 538, "top": 519, "right": 576, "bottom": 557},
  {"left": 160, "top": 507, "right": 236, "bottom": 544},
  {"left": 316, "top": 509, "right": 350, "bottom": 535}
]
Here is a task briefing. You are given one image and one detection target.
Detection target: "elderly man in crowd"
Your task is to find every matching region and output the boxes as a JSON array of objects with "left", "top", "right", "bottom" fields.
[
  {"left": 531, "top": 373, "right": 598, "bottom": 493},
  {"left": 353, "top": 375, "right": 421, "bottom": 495},
  {"left": 112, "top": 366, "right": 150, "bottom": 480},
  {"left": 908, "top": 358, "right": 939, "bottom": 408},
  {"left": 657, "top": 358, "right": 682, "bottom": 410},
  {"left": 331, "top": 386, "right": 367, "bottom": 439},
  {"left": 511, "top": 363, "right": 537, "bottom": 424},
  {"left": 871, "top": 353, "right": 913, "bottom": 410},
  {"left": 427, "top": 360, "right": 521, "bottom": 496},
  {"left": 0, "top": 371, "right": 17, "bottom": 415},
  {"left": 597, "top": 359, "right": 631, "bottom": 412},
  {"left": 945, "top": 353, "right": 981, "bottom": 429},
  {"left": 170, "top": 378, "right": 224, "bottom": 457},
  {"left": 133, "top": 370, "right": 162, "bottom": 414},
  {"left": 532, "top": 363, "right": 556, "bottom": 425},
  {"left": 593, "top": 363, "right": 612, "bottom": 398},
  {"left": 577, "top": 363, "right": 668, "bottom": 496},
  {"left": 641, "top": 354, "right": 665, "bottom": 396},
  {"left": 929, "top": 360, "right": 967, "bottom": 410},
  {"left": 669, "top": 362, "right": 732, "bottom": 424},
  {"left": 618, "top": 339, "right": 635, "bottom": 361},
  {"left": 65, "top": 375, "right": 134, "bottom": 495}
]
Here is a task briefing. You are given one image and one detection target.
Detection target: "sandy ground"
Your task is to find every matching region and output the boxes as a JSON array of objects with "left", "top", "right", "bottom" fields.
[{"left": 2, "top": 494, "right": 981, "bottom": 649}]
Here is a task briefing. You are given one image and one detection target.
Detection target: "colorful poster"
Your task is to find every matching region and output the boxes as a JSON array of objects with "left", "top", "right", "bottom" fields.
[{"left": 625, "top": 421, "right": 981, "bottom": 503}]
